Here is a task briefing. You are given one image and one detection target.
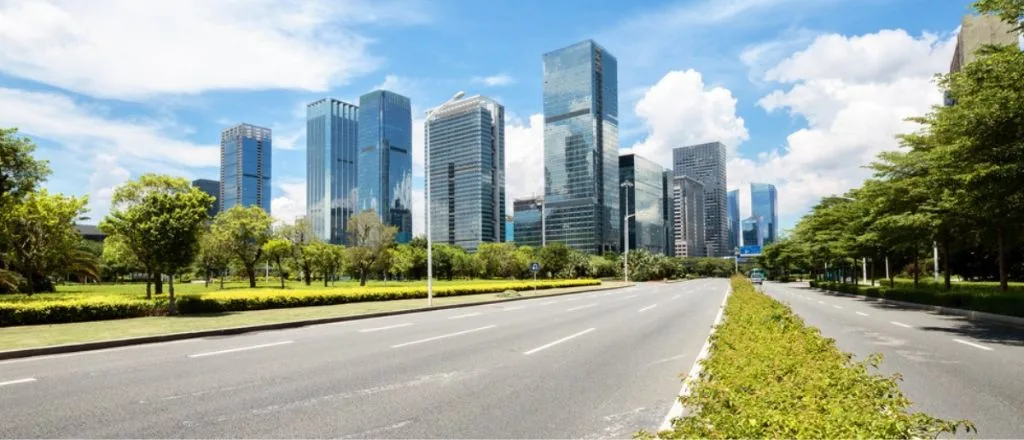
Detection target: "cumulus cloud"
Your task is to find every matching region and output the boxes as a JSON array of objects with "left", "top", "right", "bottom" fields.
[
  {"left": 504, "top": 113, "right": 545, "bottom": 212},
  {"left": 87, "top": 154, "right": 131, "bottom": 220},
  {"left": 472, "top": 74, "right": 515, "bottom": 87},
  {"left": 270, "top": 179, "right": 307, "bottom": 225},
  {"left": 0, "top": 0, "right": 425, "bottom": 100}
]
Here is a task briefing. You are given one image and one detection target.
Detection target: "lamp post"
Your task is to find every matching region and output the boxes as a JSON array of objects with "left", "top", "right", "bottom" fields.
[
  {"left": 621, "top": 180, "right": 634, "bottom": 283},
  {"left": 425, "top": 91, "right": 465, "bottom": 307},
  {"left": 534, "top": 197, "right": 546, "bottom": 247}
]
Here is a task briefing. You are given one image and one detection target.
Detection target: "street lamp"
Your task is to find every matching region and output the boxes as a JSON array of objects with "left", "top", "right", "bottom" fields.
[
  {"left": 621, "top": 180, "right": 634, "bottom": 283},
  {"left": 425, "top": 91, "right": 465, "bottom": 307},
  {"left": 534, "top": 197, "right": 546, "bottom": 247}
]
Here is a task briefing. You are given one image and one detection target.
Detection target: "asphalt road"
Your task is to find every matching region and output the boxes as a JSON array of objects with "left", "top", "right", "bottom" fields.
[
  {"left": 0, "top": 279, "right": 728, "bottom": 439},
  {"left": 763, "top": 281, "right": 1024, "bottom": 439}
]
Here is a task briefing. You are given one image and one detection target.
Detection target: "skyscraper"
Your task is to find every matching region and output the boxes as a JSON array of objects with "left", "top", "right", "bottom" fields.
[
  {"left": 673, "top": 142, "right": 727, "bottom": 256},
  {"left": 663, "top": 170, "right": 675, "bottom": 257},
  {"left": 950, "top": 14, "right": 1019, "bottom": 73},
  {"left": 307, "top": 98, "right": 359, "bottom": 244},
  {"left": 542, "top": 39, "right": 619, "bottom": 254},
  {"left": 191, "top": 179, "right": 220, "bottom": 218},
  {"left": 512, "top": 197, "right": 543, "bottom": 248},
  {"left": 727, "top": 189, "right": 740, "bottom": 253},
  {"left": 619, "top": 154, "right": 667, "bottom": 255},
  {"left": 742, "top": 216, "right": 763, "bottom": 247},
  {"left": 220, "top": 123, "right": 271, "bottom": 214},
  {"left": 426, "top": 95, "right": 506, "bottom": 252},
  {"left": 672, "top": 176, "right": 705, "bottom": 257},
  {"left": 750, "top": 182, "right": 779, "bottom": 245},
  {"left": 358, "top": 90, "right": 413, "bottom": 243}
]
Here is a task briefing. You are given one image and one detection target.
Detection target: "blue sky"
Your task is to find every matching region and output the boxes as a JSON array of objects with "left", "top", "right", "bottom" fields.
[{"left": 0, "top": 0, "right": 998, "bottom": 235}]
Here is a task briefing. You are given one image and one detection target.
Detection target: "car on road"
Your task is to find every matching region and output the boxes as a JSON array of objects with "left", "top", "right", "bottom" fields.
[{"left": 750, "top": 272, "right": 765, "bottom": 285}]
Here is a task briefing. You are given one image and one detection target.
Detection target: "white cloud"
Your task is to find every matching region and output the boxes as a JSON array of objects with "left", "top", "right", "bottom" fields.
[
  {"left": 86, "top": 154, "right": 130, "bottom": 220},
  {"left": 471, "top": 73, "right": 515, "bottom": 87},
  {"left": 412, "top": 187, "right": 425, "bottom": 237},
  {"left": 373, "top": 74, "right": 420, "bottom": 96},
  {"left": 631, "top": 70, "right": 749, "bottom": 168},
  {"left": 270, "top": 179, "right": 306, "bottom": 225},
  {"left": 0, "top": 0, "right": 425, "bottom": 100},
  {"left": 504, "top": 113, "right": 545, "bottom": 213}
]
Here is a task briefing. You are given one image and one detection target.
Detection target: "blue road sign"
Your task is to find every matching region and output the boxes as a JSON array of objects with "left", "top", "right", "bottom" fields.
[
  {"left": 739, "top": 245, "right": 762, "bottom": 256},
  {"left": 531, "top": 262, "right": 540, "bottom": 272}
]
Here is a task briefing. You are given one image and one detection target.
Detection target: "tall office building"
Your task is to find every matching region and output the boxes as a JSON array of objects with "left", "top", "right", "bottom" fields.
[
  {"left": 619, "top": 154, "right": 667, "bottom": 255},
  {"left": 672, "top": 176, "right": 705, "bottom": 257},
  {"left": 307, "top": 98, "right": 359, "bottom": 244},
  {"left": 506, "top": 216, "right": 514, "bottom": 242},
  {"left": 742, "top": 216, "right": 763, "bottom": 247},
  {"left": 662, "top": 170, "right": 675, "bottom": 257},
  {"left": 750, "top": 182, "right": 778, "bottom": 246},
  {"left": 673, "top": 142, "right": 727, "bottom": 256},
  {"left": 950, "top": 14, "right": 1019, "bottom": 73},
  {"left": 191, "top": 179, "right": 220, "bottom": 218},
  {"left": 358, "top": 90, "right": 413, "bottom": 243},
  {"left": 727, "top": 189, "right": 740, "bottom": 254},
  {"left": 220, "top": 123, "right": 272, "bottom": 214},
  {"left": 426, "top": 95, "right": 506, "bottom": 252},
  {"left": 542, "top": 39, "right": 619, "bottom": 254},
  {"left": 512, "top": 197, "right": 543, "bottom": 248}
]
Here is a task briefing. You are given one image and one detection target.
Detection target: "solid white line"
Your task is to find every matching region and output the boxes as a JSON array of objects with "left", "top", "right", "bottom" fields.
[
  {"left": 567, "top": 303, "right": 597, "bottom": 312},
  {"left": 564, "top": 297, "right": 581, "bottom": 302},
  {"left": 856, "top": 312, "right": 870, "bottom": 317},
  {"left": 953, "top": 338, "right": 994, "bottom": 351},
  {"left": 391, "top": 325, "right": 496, "bottom": 349},
  {"left": 537, "top": 300, "right": 557, "bottom": 306},
  {"left": 358, "top": 323, "right": 413, "bottom": 333},
  {"left": 671, "top": 295, "right": 680, "bottom": 300},
  {"left": 622, "top": 294, "right": 637, "bottom": 300},
  {"left": 0, "top": 377, "right": 37, "bottom": 387},
  {"left": 638, "top": 304, "right": 658, "bottom": 313},
  {"left": 523, "top": 328, "right": 596, "bottom": 355},
  {"left": 833, "top": 305, "right": 843, "bottom": 309},
  {"left": 890, "top": 321, "right": 913, "bottom": 329},
  {"left": 818, "top": 301, "right": 825, "bottom": 305},
  {"left": 503, "top": 305, "right": 526, "bottom": 311},
  {"left": 448, "top": 312, "right": 481, "bottom": 320},
  {"left": 188, "top": 341, "right": 294, "bottom": 358}
]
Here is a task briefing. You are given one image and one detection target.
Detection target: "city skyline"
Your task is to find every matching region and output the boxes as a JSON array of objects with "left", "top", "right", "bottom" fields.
[{"left": 673, "top": 142, "right": 728, "bottom": 257}]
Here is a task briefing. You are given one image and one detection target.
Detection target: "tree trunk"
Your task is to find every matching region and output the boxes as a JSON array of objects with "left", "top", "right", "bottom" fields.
[
  {"left": 25, "top": 272, "right": 34, "bottom": 296},
  {"left": 997, "top": 226, "right": 1008, "bottom": 292},
  {"left": 219, "top": 270, "right": 225, "bottom": 289},
  {"left": 155, "top": 274, "right": 164, "bottom": 294},
  {"left": 324, "top": 274, "right": 329, "bottom": 287},
  {"left": 278, "top": 261, "right": 285, "bottom": 289},
  {"left": 146, "top": 276, "right": 152, "bottom": 299},
  {"left": 943, "top": 237, "right": 951, "bottom": 291},
  {"left": 913, "top": 247, "right": 920, "bottom": 289},
  {"left": 168, "top": 274, "right": 177, "bottom": 315},
  {"left": 359, "top": 270, "right": 367, "bottom": 287},
  {"left": 245, "top": 264, "right": 257, "bottom": 288},
  {"left": 303, "top": 264, "right": 311, "bottom": 286},
  {"left": 205, "top": 270, "right": 210, "bottom": 288}
]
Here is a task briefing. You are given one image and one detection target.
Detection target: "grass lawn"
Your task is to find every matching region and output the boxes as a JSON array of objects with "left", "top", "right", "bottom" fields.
[
  {"left": 857, "top": 278, "right": 1024, "bottom": 294},
  {"left": 0, "top": 282, "right": 628, "bottom": 351}
]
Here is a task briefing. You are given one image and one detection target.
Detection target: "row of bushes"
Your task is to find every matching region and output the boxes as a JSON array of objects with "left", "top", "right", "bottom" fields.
[
  {"left": 645, "top": 276, "right": 970, "bottom": 438},
  {"left": 0, "top": 279, "right": 600, "bottom": 327},
  {"left": 809, "top": 280, "right": 1024, "bottom": 318}
]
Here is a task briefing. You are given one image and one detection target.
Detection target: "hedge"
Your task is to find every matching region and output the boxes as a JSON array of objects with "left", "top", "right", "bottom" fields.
[
  {"left": 644, "top": 276, "right": 971, "bottom": 439},
  {"left": 0, "top": 279, "right": 600, "bottom": 326},
  {"left": 809, "top": 280, "right": 1024, "bottom": 318}
]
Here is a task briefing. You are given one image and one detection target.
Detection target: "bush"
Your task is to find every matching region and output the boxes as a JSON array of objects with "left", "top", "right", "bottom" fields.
[
  {"left": 810, "top": 280, "right": 1024, "bottom": 318},
  {"left": 644, "top": 276, "right": 971, "bottom": 439},
  {"left": 0, "top": 297, "right": 159, "bottom": 326}
]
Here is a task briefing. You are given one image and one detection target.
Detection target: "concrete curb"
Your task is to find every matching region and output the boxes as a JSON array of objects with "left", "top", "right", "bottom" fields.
[
  {"left": 0, "top": 283, "right": 631, "bottom": 361},
  {"left": 809, "top": 285, "right": 1024, "bottom": 327}
]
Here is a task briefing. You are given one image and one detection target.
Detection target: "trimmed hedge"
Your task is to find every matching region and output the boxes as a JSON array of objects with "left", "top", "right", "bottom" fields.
[
  {"left": 0, "top": 279, "right": 600, "bottom": 326},
  {"left": 809, "top": 280, "right": 1024, "bottom": 318},
  {"left": 645, "top": 276, "right": 971, "bottom": 439}
]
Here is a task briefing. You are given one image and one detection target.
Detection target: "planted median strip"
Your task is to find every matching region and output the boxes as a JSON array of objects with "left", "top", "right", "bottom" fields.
[{"left": 642, "top": 276, "right": 973, "bottom": 439}]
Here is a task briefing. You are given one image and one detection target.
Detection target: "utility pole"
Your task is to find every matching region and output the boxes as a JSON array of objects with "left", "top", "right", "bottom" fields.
[
  {"left": 621, "top": 181, "right": 634, "bottom": 283},
  {"left": 933, "top": 241, "right": 939, "bottom": 283}
]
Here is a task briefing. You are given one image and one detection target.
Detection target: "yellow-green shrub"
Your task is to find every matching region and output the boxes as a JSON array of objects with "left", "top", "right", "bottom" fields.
[
  {"left": 646, "top": 276, "right": 971, "bottom": 439},
  {"left": 0, "top": 297, "right": 158, "bottom": 326}
]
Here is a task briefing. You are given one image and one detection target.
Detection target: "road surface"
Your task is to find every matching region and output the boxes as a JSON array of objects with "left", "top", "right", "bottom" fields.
[
  {"left": 764, "top": 281, "right": 1024, "bottom": 438},
  {"left": 0, "top": 279, "right": 728, "bottom": 438}
]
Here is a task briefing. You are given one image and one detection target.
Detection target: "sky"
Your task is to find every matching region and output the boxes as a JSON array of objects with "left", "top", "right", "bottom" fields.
[{"left": 0, "top": 0, "right": 1013, "bottom": 236}]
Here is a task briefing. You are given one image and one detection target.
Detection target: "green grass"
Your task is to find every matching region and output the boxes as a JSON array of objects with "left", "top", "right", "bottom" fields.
[
  {"left": 0, "top": 282, "right": 627, "bottom": 351},
  {"left": 865, "top": 278, "right": 1024, "bottom": 294}
]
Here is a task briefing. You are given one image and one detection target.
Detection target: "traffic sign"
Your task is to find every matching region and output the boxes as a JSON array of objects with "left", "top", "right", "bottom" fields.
[
  {"left": 740, "top": 245, "right": 762, "bottom": 256},
  {"left": 531, "top": 262, "right": 540, "bottom": 272}
]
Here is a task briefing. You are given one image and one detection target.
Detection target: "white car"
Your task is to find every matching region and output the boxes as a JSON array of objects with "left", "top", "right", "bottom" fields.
[{"left": 750, "top": 273, "right": 765, "bottom": 285}]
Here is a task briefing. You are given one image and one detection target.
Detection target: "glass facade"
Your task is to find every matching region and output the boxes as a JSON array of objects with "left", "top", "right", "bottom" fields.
[
  {"left": 191, "top": 178, "right": 220, "bottom": 218},
  {"left": 512, "top": 197, "right": 543, "bottom": 248},
  {"left": 506, "top": 219, "right": 514, "bottom": 242},
  {"left": 220, "top": 123, "right": 271, "bottom": 214},
  {"left": 662, "top": 170, "right": 675, "bottom": 257},
  {"left": 542, "top": 39, "right": 619, "bottom": 255},
  {"left": 750, "top": 183, "right": 778, "bottom": 245},
  {"left": 727, "top": 189, "right": 740, "bottom": 253},
  {"left": 426, "top": 95, "right": 506, "bottom": 252},
  {"left": 307, "top": 98, "right": 359, "bottom": 244},
  {"left": 358, "top": 90, "right": 413, "bottom": 243},
  {"left": 672, "top": 176, "right": 705, "bottom": 257},
  {"left": 619, "top": 154, "right": 667, "bottom": 255},
  {"left": 742, "top": 216, "right": 762, "bottom": 247},
  {"left": 673, "top": 142, "right": 727, "bottom": 257}
]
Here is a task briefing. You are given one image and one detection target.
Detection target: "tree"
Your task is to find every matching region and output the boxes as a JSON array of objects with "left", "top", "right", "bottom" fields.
[
  {"left": 196, "top": 231, "right": 231, "bottom": 289},
  {"left": 262, "top": 238, "right": 292, "bottom": 288},
  {"left": 210, "top": 205, "right": 273, "bottom": 288},
  {"left": 538, "top": 242, "right": 571, "bottom": 278},
  {"left": 0, "top": 128, "right": 52, "bottom": 292},
  {"left": 102, "top": 234, "right": 142, "bottom": 284},
  {"left": 278, "top": 218, "right": 318, "bottom": 285},
  {"left": 5, "top": 190, "right": 88, "bottom": 294},
  {"left": 306, "top": 242, "right": 345, "bottom": 286},
  {"left": 387, "top": 246, "right": 414, "bottom": 280},
  {"left": 345, "top": 210, "right": 397, "bottom": 286}
]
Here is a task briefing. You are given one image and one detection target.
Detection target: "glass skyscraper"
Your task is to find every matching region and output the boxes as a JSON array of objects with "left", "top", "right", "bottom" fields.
[
  {"left": 662, "top": 170, "right": 675, "bottom": 257},
  {"left": 672, "top": 176, "right": 705, "bottom": 257},
  {"left": 619, "top": 154, "right": 666, "bottom": 255},
  {"left": 727, "top": 189, "right": 740, "bottom": 253},
  {"left": 750, "top": 182, "right": 779, "bottom": 245},
  {"left": 673, "top": 142, "right": 727, "bottom": 257},
  {"left": 426, "top": 95, "right": 506, "bottom": 252},
  {"left": 512, "top": 197, "right": 543, "bottom": 248},
  {"left": 358, "top": 90, "right": 413, "bottom": 243},
  {"left": 742, "top": 216, "right": 763, "bottom": 247},
  {"left": 220, "top": 123, "right": 271, "bottom": 214},
  {"left": 307, "top": 98, "right": 358, "bottom": 244},
  {"left": 191, "top": 178, "right": 220, "bottom": 218},
  {"left": 542, "top": 39, "right": 619, "bottom": 254}
]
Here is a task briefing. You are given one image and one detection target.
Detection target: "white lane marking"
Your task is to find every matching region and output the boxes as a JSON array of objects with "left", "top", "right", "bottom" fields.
[
  {"left": 537, "top": 300, "right": 557, "bottom": 306},
  {"left": 358, "top": 323, "right": 413, "bottom": 333},
  {"left": 818, "top": 301, "right": 825, "bottom": 305},
  {"left": 448, "top": 312, "right": 481, "bottom": 320},
  {"left": 856, "top": 312, "right": 870, "bottom": 317},
  {"left": 622, "top": 294, "right": 637, "bottom": 300},
  {"left": 671, "top": 295, "right": 680, "bottom": 300},
  {"left": 890, "top": 321, "right": 913, "bottom": 329},
  {"left": 503, "top": 305, "right": 526, "bottom": 311},
  {"left": 564, "top": 297, "right": 581, "bottom": 302},
  {"left": 833, "top": 305, "right": 843, "bottom": 309},
  {"left": 953, "top": 338, "right": 993, "bottom": 351},
  {"left": 0, "top": 377, "right": 37, "bottom": 387},
  {"left": 523, "top": 328, "right": 596, "bottom": 355},
  {"left": 567, "top": 303, "right": 597, "bottom": 312},
  {"left": 391, "top": 325, "right": 496, "bottom": 349},
  {"left": 638, "top": 304, "right": 658, "bottom": 313},
  {"left": 188, "top": 341, "right": 294, "bottom": 358}
]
